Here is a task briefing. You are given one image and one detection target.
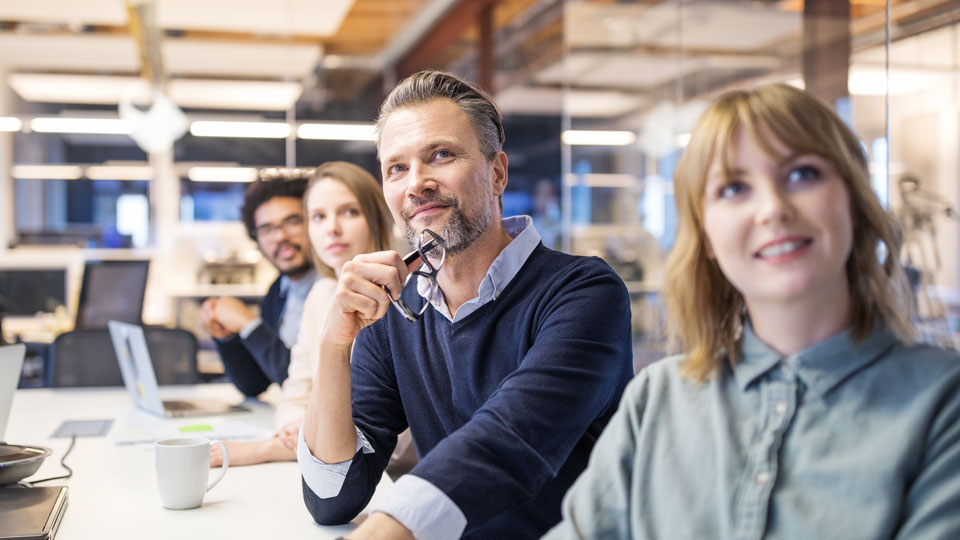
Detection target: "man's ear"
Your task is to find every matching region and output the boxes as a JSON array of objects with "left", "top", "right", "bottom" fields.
[{"left": 491, "top": 151, "right": 508, "bottom": 196}]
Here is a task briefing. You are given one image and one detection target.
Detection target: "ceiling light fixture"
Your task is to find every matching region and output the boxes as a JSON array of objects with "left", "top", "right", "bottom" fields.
[
  {"left": 9, "top": 74, "right": 303, "bottom": 111},
  {"left": 190, "top": 121, "right": 292, "bottom": 139},
  {"left": 0, "top": 117, "right": 22, "bottom": 132},
  {"left": 186, "top": 166, "right": 259, "bottom": 182},
  {"left": 86, "top": 165, "right": 154, "bottom": 181},
  {"left": 12, "top": 165, "right": 84, "bottom": 180},
  {"left": 562, "top": 130, "right": 637, "bottom": 146},
  {"left": 297, "top": 123, "right": 376, "bottom": 141},
  {"left": 30, "top": 117, "right": 133, "bottom": 135}
]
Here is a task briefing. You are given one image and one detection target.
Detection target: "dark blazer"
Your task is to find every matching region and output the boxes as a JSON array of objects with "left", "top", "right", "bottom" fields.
[{"left": 214, "top": 276, "right": 290, "bottom": 396}]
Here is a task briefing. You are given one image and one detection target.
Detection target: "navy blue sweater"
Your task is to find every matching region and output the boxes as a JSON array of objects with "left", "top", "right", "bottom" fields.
[{"left": 303, "top": 244, "right": 633, "bottom": 538}]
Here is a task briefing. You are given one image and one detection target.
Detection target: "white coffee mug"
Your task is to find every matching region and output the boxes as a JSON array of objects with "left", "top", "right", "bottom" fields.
[{"left": 155, "top": 437, "right": 229, "bottom": 510}]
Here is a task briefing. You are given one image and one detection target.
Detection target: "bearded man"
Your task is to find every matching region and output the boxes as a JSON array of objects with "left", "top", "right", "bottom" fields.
[
  {"left": 200, "top": 173, "right": 316, "bottom": 396},
  {"left": 297, "top": 70, "right": 633, "bottom": 540}
]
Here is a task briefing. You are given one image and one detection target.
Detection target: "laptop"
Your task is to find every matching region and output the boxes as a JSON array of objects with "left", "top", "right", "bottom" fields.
[
  {"left": 0, "top": 344, "right": 25, "bottom": 444},
  {"left": 0, "top": 344, "right": 68, "bottom": 540},
  {"left": 107, "top": 321, "right": 249, "bottom": 418}
]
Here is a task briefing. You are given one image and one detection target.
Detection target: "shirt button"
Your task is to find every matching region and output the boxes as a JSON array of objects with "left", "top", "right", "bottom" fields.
[
  {"left": 774, "top": 402, "right": 787, "bottom": 414},
  {"left": 755, "top": 472, "right": 771, "bottom": 485}
]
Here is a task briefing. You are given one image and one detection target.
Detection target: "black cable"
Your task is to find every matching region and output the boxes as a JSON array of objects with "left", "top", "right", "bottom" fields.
[{"left": 20, "top": 434, "right": 77, "bottom": 487}]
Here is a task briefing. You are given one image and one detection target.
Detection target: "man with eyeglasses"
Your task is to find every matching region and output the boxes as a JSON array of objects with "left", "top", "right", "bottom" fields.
[
  {"left": 199, "top": 174, "right": 317, "bottom": 397},
  {"left": 298, "top": 71, "right": 633, "bottom": 540}
]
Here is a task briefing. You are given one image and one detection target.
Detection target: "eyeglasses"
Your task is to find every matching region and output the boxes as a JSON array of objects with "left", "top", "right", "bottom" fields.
[
  {"left": 388, "top": 229, "right": 446, "bottom": 322},
  {"left": 255, "top": 214, "right": 305, "bottom": 241}
]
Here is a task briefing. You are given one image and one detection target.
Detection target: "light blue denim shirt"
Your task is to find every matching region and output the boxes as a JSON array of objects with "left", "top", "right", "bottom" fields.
[
  {"left": 239, "top": 268, "right": 318, "bottom": 347},
  {"left": 544, "top": 321, "right": 960, "bottom": 540},
  {"left": 298, "top": 216, "right": 541, "bottom": 540}
]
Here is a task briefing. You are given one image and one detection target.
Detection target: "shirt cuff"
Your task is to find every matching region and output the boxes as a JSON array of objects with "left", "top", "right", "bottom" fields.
[
  {"left": 297, "top": 423, "right": 375, "bottom": 498},
  {"left": 238, "top": 317, "right": 263, "bottom": 339},
  {"left": 368, "top": 475, "right": 467, "bottom": 540}
]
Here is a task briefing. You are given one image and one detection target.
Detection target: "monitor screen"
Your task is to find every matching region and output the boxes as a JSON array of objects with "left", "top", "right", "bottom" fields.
[
  {"left": 75, "top": 260, "right": 150, "bottom": 329},
  {"left": 0, "top": 269, "right": 67, "bottom": 316}
]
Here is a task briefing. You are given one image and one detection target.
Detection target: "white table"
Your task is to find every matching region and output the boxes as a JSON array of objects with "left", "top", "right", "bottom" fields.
[{"left": 5, "top": 384, "right": 391, "bottom": 539}]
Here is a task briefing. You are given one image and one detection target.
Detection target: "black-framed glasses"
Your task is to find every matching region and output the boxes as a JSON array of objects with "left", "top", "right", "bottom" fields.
[
  {"left": 388, "top": 229, "right": 446, "bottom": 322},
  {"left": 254, "top": 214, "right": 305, "bottom": 241}
]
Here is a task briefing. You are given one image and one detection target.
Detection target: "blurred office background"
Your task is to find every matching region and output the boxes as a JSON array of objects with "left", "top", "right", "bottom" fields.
[{"left": 1, "top": 0, "right": 958, "bottom": 382}]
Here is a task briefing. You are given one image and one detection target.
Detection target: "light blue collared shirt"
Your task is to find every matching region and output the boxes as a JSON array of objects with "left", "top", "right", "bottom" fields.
[
  {"left": 544, "top": 321, "right": 960, "bottom": 539},
  {"left": 239, "top": 268, "right": 318, "bottom": 347},
  {"left": 298, "top": 216, "right": 541, "bottom": 540}
]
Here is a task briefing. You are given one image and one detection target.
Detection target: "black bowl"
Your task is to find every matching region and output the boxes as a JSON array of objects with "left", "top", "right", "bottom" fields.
[{"left": 0, "top": 443, "right": 52, "bottom": 485}]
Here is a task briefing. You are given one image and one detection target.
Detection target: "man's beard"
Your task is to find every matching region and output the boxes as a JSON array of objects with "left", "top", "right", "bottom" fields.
[
  {"left": 280, "top": 260, "right": 312, "bottom": 278},
  {"left": 273, "top": 241, "right": 312, "bottom": 277},
  {"left": 402, "top": 193, "right": 493, "bottom": 257}
]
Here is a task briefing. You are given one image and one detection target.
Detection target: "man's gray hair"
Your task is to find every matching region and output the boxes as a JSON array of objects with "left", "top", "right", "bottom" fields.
[{"left": 375, "top": 70, "right": 505, "bottom": 161}]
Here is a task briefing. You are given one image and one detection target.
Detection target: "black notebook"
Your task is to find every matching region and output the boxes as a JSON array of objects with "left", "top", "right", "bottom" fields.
[{"left": 0, "top": 486, "right": 68, "bottom": 540}]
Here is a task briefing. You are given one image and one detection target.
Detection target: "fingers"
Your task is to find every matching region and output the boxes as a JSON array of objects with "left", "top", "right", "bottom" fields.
[
  {"left": 200, "top": 297, "right": 217, "bottom": 317},
  {"left": 214, "top": 297, "right": 256, "bottom": 333},
  {"left": 209, "top": 443, "right": 224, "bottom": 467},
  {"left": 199, "top": 298, "right": 217, "bottom": 327},
  {"left": 211, "top": 440, "right": 266, "bottom": 467},
  {"left": 337, "top": 252, "right": 406, "bottom": 313},
  {"left": 199, "top": 298, "right": 232, "bottom": 339},
  {"left": 323, "top": 250, "right": 408, "bottom": 347},
  {"left": 278, "top": 431, "right": 295, "bottom": 449},
  {"left": 344, "top": 251, "right": 408, "bottom": 297},
  {"left": 212, "top": 321, "right": 230, "bottom": 339},
  {"left": 278, "top": 422, "right": 301, "bottom": 449},
  {"left": 339, "top": 274, "right": 392, "bottom": 317}
]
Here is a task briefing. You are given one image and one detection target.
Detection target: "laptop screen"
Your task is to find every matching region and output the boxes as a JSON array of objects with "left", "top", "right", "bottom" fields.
[{"left": 107, "top": 321, "right": 164, "bottom": 416}]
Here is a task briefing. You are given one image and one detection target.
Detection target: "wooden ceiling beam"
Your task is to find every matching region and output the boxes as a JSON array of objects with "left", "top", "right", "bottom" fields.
[{"left": 397, "top": 0, "right": 498, "bottom": 82}]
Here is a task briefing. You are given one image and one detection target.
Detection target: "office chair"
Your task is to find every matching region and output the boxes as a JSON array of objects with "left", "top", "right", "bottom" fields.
[
  {"left": 47, "top": 327, "right": 200, "bottom": 387},
  {"left": 143, "top": 328, "right": 201, "bottom": 385}
]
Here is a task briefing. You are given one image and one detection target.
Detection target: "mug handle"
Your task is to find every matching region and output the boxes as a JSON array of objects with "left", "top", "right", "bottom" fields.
[{"left": 207, "top": 440, "right": 229, "bottom": 491}]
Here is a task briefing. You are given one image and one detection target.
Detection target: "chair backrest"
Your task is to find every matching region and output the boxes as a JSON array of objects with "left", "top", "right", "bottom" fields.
[
  {"left": 142, "top": 328, "right": 200, "bottom": 386},
  {"left": 49, "top": 327, "right": 200, "bottom": 387}
]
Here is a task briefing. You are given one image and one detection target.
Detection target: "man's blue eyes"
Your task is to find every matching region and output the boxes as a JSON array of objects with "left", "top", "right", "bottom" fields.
[{"left": 386, "top": 151, "right": 453, "bottom": 176}]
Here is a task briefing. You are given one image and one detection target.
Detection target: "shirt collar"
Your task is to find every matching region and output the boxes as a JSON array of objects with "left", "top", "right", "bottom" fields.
[
  {"left": 279, "top": 267, "right": 318, "bottom": 299},
  {"left": 416, "top": 215, "right": 541, "bottom": 320},
  {"left": 733, "top": 318, "right": 899, "bottom": 398}
]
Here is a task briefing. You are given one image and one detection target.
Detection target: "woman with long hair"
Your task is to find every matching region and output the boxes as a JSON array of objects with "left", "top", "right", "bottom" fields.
[
  {"left": 212, "top": 161, "right": 393, "bottom": 466},
  {"left": 544, "top": 84, "right": 960, "bottom": 538}
]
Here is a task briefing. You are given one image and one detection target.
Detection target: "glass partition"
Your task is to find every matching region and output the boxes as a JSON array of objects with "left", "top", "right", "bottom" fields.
[{"left": 561, "top": 0, "right": 960, "bottom": 363}]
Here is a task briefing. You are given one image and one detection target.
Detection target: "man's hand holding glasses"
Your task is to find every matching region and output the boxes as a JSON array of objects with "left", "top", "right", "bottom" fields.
[{"left": 321, "top": 229, "right": 446, "bottom": 351}]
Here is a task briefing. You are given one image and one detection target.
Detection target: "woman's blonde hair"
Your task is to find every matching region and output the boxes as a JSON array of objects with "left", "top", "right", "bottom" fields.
[
  {"left": 666, "top": 83, "right": 914, "bottom": 380},
  {"left": 304, "top": 161, "right": 394, "bottom": 279}
]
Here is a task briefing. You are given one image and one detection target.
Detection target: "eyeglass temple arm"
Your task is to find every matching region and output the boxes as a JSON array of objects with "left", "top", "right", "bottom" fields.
[
  {"left": 402, "top": 237, "right": 439, "bottom": 266},
  {"left": 385, "top": 236, "right": 441, "bottom": 300}
]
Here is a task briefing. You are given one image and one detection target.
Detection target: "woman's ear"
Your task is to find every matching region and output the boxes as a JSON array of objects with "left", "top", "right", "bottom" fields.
[{"left": 704, "top": 237, "right": 715, "bottom": 259}]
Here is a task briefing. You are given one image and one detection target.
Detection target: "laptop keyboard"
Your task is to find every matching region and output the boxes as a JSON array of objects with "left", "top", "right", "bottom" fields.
[{"left": 162, "top": 400, "right": 196, "bottom": 411}]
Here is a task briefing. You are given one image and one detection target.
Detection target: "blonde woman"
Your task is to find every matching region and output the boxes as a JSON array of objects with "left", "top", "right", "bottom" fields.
[
  {"left": 212, "top": 161, "right": 393, "bottom": 466},
  {"left": 544, "top": 84, "right": 960, "bottom": 539}
]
